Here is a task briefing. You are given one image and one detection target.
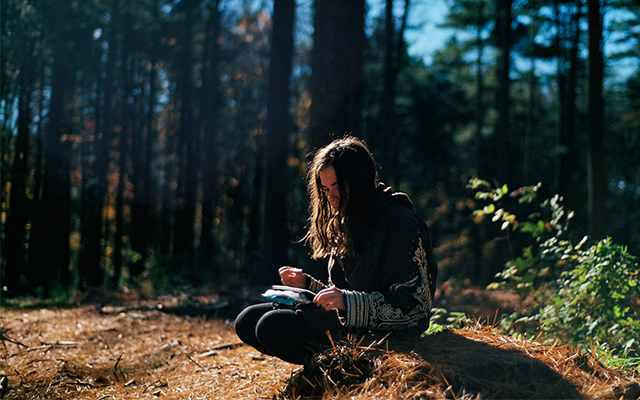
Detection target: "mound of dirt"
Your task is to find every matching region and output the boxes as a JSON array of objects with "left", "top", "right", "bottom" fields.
[{"left": 278, "top": 324, "right": 639, "bottom": 400}]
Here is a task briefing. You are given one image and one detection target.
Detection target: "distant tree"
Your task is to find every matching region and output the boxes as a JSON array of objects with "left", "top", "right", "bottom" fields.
[
  {"left": 308, "top": 0, "right": 366, "bottom": 151},
  {"left": 78, "top": 0, "right": 121, "bottom": 288},
  {"left": 376, "top": 0, "right": 411, "bottom": 186},
  {"left": 226, "top": 10, "right": 272, "bottom": 278},
  {"left": 606, "top": 1, "right": 640, "bottom": 253},
  {"left": 554, "top": 0, "right": 584, "bottom": 214},
  {"left": 517, "top": 0, "right": 546, "bottom": 185},
  {"left": 441, "top": 0, "right": 492, "bottom": 180},
  {"left": 113, "top": 78, "right": 128, "bottom": 287},
  {"left": 173, "top": 0, "right": 200, "bottom": 257},
  {"left": 129, "top": 0, "right": 164, "bottom": 279},
  {"left": 199, "top": 0, "right": 223, "bottom": 276},
  {"left": 262, "top": 0, "right": 296, "bottom": 283},
  {"left": 587, "top": 0, "right": 605, "bottom": 239},
  {"left": 490, "top": 0, "right": 513, "bottom": 185},
  {"left": 27, "top": 0, "right": 73, "bottom": 295},
  {"left": 3, "top": 31, "right": 35, "bottom": 293}
]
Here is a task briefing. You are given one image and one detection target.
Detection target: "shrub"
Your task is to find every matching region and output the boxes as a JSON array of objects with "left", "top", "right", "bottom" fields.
[{"left": 468, "top": 177, "right": 640, "bottom": 373}]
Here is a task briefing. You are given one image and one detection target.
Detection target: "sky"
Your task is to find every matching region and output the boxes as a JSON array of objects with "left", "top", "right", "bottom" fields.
[
  {"left": 401, "top": 0, "right": 455, "bottom": 64},
  {"left": 293, "top": 0, "right": 454, "bottom": 65},
  {"left": 402, "top": 0, "right": 637, "bottom": 83},
  {"left": 365, "top": 0, "right": 454, "bottom": 65}
]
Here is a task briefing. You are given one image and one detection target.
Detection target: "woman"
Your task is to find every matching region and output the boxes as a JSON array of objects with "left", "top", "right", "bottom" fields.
[{"left": 234, "top": 136, "right": 438, "bottom": 365}]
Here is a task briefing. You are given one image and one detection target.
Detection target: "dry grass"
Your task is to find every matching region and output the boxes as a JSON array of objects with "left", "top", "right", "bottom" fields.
[
  {"left": 277, "top": 325, "right": 638, "bottom": 400},
  {"left": 1, "top": 295, "right": 638, "bottom": 400},
  {"left": 0, "top": 298, "right": 297, "bottom": 399}
]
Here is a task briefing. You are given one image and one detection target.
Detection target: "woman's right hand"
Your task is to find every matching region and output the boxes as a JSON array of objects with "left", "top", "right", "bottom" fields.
[{"left": 278, "top": 266, "right": 306, "bottom": 288}]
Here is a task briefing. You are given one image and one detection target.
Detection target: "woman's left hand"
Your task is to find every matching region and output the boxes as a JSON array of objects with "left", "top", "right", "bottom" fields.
[{"left": 313, "top": 286, "right": 345, "bottom": 311}]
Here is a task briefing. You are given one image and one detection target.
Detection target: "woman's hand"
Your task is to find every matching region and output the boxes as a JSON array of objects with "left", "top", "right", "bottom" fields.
[
  {"left": 313, "top": 286, "right": 345, "bottom": 311},
  {"left": 278, "top": 266, "right": 306, "bottom": 288}
]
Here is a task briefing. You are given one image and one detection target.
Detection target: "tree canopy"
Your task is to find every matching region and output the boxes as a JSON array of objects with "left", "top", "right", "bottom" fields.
[{"left": 1, "top": 0, "right": 639, "bottom": 298}]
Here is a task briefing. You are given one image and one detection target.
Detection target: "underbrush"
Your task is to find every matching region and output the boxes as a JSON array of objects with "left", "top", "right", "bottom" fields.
[{"left": 469, "top": 178, "right": 640, "bottom": 376}]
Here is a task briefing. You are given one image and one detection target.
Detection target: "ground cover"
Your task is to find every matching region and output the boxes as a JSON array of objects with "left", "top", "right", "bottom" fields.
[
  {"left": 1, "top": 294, "right": 293, "bottom": 399},
  {"left": 1, "top": 289, "right": 638, "bottom": 399}
]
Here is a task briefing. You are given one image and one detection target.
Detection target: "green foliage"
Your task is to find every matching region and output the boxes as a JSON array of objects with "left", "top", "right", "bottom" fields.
[
  {"left": 543, "top": 238, "right": 639, "bottom": 355},
  {"left": 424, "top": 307, "right": 472, "bottom": 336},
  {"left": 469, "top": 177, "right": 640, "bottom": 374}
]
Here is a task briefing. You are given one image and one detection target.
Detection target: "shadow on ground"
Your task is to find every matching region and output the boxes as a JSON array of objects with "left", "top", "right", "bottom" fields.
[{"left": 278, "top": 326, "right": 626, "bottom": 399}]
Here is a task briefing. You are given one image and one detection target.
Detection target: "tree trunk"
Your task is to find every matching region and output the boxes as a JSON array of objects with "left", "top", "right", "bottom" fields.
[
  {"left": 493, "top": 0, "right": 513, "bottom": 185},
  {"left": 556, "top": 0, "right": 582, "bottom": 214},
  {"left": 130, "top": 0, "right": 161, "bottom": 278},
  {"left": 308, "top": 0, "right": 366, "bottom": 152},
  {"left": 27, "top": 0, "right": 72, "bottom": 295},
  {"left": 199, "top": 0, "right": 222, "bottom": 275},
  {"left": 113, "top": 108, "right": 128, "bottom": 288},
  {"left": 379, "top": 0, "right": 396, "bottom": 183},
  {"left": 261, "top": 0, "right": 296, "bottom": 283},
  {"left": 173, "top": 4, "right": 199, "bottom": 256},
  {"left": 79, "top": 0, "right": 121, "bottom": 288},
  {"left": 474, "top": 0, "right": 486, "bottom": 178},
  {"left": 160, "top": 128, "right": 177, "bottom": 255},
  {"left": 4, "top": 39, "right": 35, "bottom": 293},
  {"left": 587, "top": 0, "right": 605, "bottom": 239},
  {"left": 523, "top": 12, "right": 538, "bottom": 185}
]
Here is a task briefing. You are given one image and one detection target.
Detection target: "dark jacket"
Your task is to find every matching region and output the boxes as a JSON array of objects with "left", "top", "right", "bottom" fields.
[{"left": 306, "top": 185, "right": 438, "bottom": 332}]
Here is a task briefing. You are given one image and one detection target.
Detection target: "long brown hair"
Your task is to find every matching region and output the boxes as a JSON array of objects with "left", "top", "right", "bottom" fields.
[{"left": 304, "top": 136, "right": 379, "bottom": 259}]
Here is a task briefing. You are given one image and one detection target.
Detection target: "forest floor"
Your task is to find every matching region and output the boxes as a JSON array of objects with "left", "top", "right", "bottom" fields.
[{"left": 0, "top": 286, "right": 637, "bottom": 399}]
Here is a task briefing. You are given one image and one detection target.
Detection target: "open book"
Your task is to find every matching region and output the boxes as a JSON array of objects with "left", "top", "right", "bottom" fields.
[{"left": 262, "top": 285, "right": 316, "bottom": 308}]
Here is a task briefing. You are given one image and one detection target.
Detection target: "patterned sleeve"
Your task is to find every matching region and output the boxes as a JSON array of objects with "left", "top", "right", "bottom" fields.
[
  {"left": 305, "top": 274, "right": 327, "bottom": 293},
  {"left": 340, "top": 234, "right": 435, "bottom": 331}
]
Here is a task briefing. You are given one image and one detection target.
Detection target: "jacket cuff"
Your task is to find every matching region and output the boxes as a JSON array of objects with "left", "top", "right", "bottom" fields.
[
  {"left": 305, "top": 274, "right": 326, "bottom": 293},
  {"left": 341, "top": 290, "right": 369, "bottom": 328}
]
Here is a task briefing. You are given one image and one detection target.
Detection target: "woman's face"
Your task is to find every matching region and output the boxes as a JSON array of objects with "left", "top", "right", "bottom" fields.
[{"left": 319, "top": 166, "right": 340, "bottom": 211}]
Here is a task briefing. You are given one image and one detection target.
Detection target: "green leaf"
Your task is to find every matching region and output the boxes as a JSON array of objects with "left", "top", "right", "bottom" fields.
[{"left": 500, "top": 184, "right": 509, "bottom": 196}]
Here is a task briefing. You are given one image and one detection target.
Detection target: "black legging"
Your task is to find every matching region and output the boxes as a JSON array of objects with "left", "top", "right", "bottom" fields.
[{"left": 234, "top": 303, "right": 317, "bottom": 365}]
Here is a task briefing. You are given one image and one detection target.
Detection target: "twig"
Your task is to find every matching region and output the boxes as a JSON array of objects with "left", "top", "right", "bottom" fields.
[
  {"left": 1, "top": 328, "right": 28, "bottom": 349},
  {"left": 143, "top": 379, "right": 168, "bottom": 393},
  {"left": 98, "top": 303, "right": 163, "bottom": 315},
  {"left": 202, "top": 341, "right": 244, "bottom": 352},
  {"left": 186, "top": 354, "right": 207, "bottom": 371},
  {"left": 198, "top": 349, "right": 218, "bottom": 357},
  {"left": 99, "top": 335, "right": 115, "bottom": 358},
  {"left": 41, "top": 341, "right": 80, "bottom": 346},
  {"left": 113, "top": 352, "right": 125, "bottom": 381},
  {"left": 8, "top": 344, "right": 73, "bottom": 358}
]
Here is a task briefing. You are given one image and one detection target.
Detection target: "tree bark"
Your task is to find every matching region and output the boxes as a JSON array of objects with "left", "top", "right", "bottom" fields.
[
  {"left": 587, "top": 0, "right": 605, "bottom": 239},
  {"left": 474, "top": 0, "right": 487, "bottom": 179},
  {"left": 129, "top": 0, "right": 161, "bottom": 278},
  {"left": 493, "top": 0, "right": 513, "bottom": 185},
  {"left": 261, "top": 0, "right": 296, "bottom": 283},
  {"left": 79, "top": 0, "right": 122, "bottom": 288},
  {"left": 308, "top": 0, "right": 366, "bottom": 152},
  {"left": 199, "top": 0, "right": 222, "bottom": 275},
  {"left": 27, "top": 0, "right": 73, "bottom": 295},
  {"left": 173, "top": 4, "right": 200, "bottom": 256},
  {"left": 4, "top": 39, "right": 35, "bottom": 293},
  {"left": 556, "top": 0, "right": 582, "bottom": 213},
  {"left": 379, "top": 0, "right": 396, "bottom": 182}
]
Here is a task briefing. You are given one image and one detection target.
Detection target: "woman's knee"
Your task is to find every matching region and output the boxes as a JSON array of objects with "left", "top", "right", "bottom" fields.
[
  {"left": 255, "top": 309, "right": 314, "bottom": 364},
  {"left": 255, "top": 309, "right": 312, "bottom": 344},
  {"left": 234, "top": 303, "right": 273, "bottom": 340}
]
